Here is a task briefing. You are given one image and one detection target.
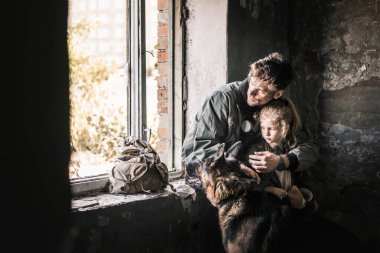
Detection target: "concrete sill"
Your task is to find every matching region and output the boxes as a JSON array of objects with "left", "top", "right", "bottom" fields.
[
  {"left": 70, "top": 170, "right": 185, "bottom": 196},
  {"left": 71, "top": 179, "right": 193, "bottom": 212}
]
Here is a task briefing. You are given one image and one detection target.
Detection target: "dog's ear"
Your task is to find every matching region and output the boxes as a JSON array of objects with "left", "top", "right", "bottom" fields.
[
  {"left": 203, "top": 157, "right": 213, "bottom": 167},
  {"left": 224, "top": 141, "right": 243, "bottom": 159},
  {"left": 215, "top": 143, "right": 226, "bottom": 160},
  {"left": 209, "top": 143, "right": 225, "bottom": 167},
  {"left": 224, "top": 141, "right": 243, "bottom": 169}
]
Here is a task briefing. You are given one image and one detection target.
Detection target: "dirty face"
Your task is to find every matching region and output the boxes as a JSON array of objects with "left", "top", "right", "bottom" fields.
[{"left": 246, "top": 77, "right": 283, "bottom": 107}]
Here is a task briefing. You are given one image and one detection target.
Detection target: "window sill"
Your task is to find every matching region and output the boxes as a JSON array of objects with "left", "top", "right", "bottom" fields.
[
  {"left": 71, "top": 178, "right": 193, "bottom": 212},
  {"left": 70, "top": 169, "right": 185, "bottom": 196}
]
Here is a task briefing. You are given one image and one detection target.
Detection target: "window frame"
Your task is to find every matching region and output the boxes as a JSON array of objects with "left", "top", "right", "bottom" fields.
[
  {"left": 129, "top": 0, "right": 146, "bottom": 140},
  {"left": 70, "top": 0, "right": 184, "bottom": 195}
]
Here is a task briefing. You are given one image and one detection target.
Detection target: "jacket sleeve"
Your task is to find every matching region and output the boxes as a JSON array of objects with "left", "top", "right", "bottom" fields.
[
  {"left": 287, "top": 121, "right": 320, "bottom": 172},
  {"left": 192, "top": 92, "right": 230, "bottom": 163}
]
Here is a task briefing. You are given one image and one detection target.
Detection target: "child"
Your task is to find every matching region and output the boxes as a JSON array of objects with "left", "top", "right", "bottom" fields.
[{"left": 244, "top": 97, "right": 315, "bottom": 209}]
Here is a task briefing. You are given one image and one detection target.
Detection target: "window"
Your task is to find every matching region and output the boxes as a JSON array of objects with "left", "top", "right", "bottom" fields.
[
  {"left": 68, "top": 0, "right": 128, "bottom": 180},
  {"left": 68, "top": 0, "right": 184, "bottom": 195}
]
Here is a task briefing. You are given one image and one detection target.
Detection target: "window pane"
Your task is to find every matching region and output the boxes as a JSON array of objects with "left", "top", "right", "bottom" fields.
[{"left": 68, "top": 0, "right": 128, "bottom": 179}]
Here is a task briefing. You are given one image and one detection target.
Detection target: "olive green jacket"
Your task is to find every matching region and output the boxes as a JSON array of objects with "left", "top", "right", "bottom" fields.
[{"left": 182, "top": 80, "right": 319, "bottom": 173}]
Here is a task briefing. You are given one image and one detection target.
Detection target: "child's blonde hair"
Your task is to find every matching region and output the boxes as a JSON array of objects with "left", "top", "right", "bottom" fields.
[{"left": 259, "top": 97, "right": 301, "bottom": 148}]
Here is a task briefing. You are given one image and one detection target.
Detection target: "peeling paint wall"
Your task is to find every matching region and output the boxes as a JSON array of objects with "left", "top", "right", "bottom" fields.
[{"left": 185, "top": 0, "right": 228, "bottom": 128}]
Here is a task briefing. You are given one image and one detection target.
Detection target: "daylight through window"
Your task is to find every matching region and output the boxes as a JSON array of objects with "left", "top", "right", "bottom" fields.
[{"left": 68, "top": 0, "right": 128, "bottom": 179}]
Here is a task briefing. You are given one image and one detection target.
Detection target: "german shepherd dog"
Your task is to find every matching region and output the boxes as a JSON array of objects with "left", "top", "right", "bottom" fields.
[{"left": 196, "top": 142, "right": 364, "bottom": 253}]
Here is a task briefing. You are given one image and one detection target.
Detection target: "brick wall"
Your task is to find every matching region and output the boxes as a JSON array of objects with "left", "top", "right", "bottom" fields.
[
  {"left": 157, "top": 0, "right": 169, "bottom": 115},
  {"left": 156, "top": 0, "right": 170, "bottom": 165}
]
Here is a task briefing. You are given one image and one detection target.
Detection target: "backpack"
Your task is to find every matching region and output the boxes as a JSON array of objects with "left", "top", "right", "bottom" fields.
[{"left": 108, "top": 136, "right": 171, "bottom": 194}]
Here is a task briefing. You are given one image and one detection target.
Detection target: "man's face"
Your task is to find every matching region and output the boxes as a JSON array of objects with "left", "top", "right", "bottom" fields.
[{"left": 246, "top": 77, "right": 283, "bottom": 107}]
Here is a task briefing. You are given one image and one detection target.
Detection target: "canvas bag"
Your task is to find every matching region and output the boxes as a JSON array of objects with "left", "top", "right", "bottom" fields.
[{"left": 109, "top": 136, "right": 170, "bottom": 194}]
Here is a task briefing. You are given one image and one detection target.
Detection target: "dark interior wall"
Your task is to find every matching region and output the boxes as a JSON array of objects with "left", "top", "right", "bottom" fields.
[
  {"left": 70, "top": 191, "right": 224, "bottom": 253},
  {"left": 10, "top": 1, "right": 72, "bottom": 253},
  {"left": 227, "top": 0, "right": 289, "bottom": 82},
  {"left": 228, "top": 0, "right": 380, "bottom": 250},
  {"left": 287, "top": 0, "right": 380, "bottom": 250}
]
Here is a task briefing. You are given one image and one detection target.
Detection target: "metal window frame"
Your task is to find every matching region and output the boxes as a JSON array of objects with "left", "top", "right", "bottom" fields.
[
  {"left": 171, "top": 0, "right": 185, "bottom": 177},
  {"left": 129, "top": 0, "right": 146, "bottom": 140}
]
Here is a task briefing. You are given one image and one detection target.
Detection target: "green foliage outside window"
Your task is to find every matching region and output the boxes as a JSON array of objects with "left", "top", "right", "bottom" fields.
[{"left": 68, "top": 18, "right": 128, "bottom": 165}]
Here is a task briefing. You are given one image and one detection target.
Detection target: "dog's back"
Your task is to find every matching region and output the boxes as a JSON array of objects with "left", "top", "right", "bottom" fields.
[
  {"left": 197, "top": 143, "right": 364, "bottom": 253},
  {"left": 218, "top": 189, "right": 293, "bottom": 253}
]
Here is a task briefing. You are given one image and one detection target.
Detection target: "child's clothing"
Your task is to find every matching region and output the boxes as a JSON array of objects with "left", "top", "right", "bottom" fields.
[{"left": 244, "top": 138, "right": 314, "bottom": 206}]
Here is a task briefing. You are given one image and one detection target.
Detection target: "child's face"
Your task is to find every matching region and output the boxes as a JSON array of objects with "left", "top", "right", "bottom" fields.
[{"left": 260, "top": 117, "right": 284, "bottom": 147}]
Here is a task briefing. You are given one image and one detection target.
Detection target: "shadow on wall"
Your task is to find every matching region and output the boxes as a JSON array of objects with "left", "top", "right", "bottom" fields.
[{"left": 228, "top": 0, "right": 290, "bottom": 82}]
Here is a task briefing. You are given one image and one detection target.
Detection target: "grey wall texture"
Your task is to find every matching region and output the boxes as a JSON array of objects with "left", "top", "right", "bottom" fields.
[{"left": 288, "top": 1, "right": 380, "bottom": 249}]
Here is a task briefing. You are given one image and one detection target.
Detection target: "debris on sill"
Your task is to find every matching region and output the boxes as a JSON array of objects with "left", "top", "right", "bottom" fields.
[
  {"left": 173, "top": 184, "right": 197, "bottom": 210},
  {"left": 71, "top": 179, "right": 195, "bottom": 211},
  {"left": 71, "top": 197, "right": 99, "bottom": 210}
]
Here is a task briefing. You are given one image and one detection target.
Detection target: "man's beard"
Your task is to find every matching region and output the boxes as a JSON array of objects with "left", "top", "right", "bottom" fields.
[{"left": 237, "top": 78, "right": 260, "bottom": 117}]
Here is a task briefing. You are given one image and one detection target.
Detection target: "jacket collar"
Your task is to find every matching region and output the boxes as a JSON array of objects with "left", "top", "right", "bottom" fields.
[{"left": 236, "top": 78, "right": 261, "bottom": 119}]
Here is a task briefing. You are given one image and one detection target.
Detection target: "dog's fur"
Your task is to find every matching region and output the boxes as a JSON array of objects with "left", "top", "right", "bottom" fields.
[{"left": 197, "top": 143, "right": 364, "bottom": 253}]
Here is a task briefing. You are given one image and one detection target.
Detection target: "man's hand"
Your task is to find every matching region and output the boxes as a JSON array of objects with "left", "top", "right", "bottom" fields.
[
  {"left": 248, "top": 151, "right": 280, "bottom": 173},
  {"left": 239, "top": 162, "right": 261, "bottom": 184}
]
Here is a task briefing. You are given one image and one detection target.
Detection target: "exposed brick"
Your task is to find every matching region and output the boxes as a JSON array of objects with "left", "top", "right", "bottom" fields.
[
  {"left": 156, "top": 0, "right": 169, "bottom": 117},
  {"left": 158, "top": 25, "right": 169, "bottom": 37},
  {"left": 157, "top": 127, "right": 169, "bottom": 138},
  {"left": 157, "top": 51, "right": 168, "bottom": 62},
  {"left": 157, "top": 0, "right": 168, "bottom": 11},
  {"left": 156, "top": 38, "right": 168, "bottom": 50},
  {"left": 157, "top": 88, "right": 168, "bottom": 100},
  {"left": 158, "top": 100, "right": 167, "bottom": 106},
  {"left": 158, "top": 11, "right": 168, "bottom": 25},
  {"left": 158, "top": 63, "right": 168, "bottom": 77},
  {"left": 157, "top": 77, "right": 168, "bottom": 88},
  {"left": 158, "top": 106, "right": 168, "bottom": 114}
]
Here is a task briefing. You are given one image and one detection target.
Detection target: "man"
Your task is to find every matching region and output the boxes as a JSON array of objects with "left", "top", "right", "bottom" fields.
[{"left": 182, "top": 52, "right": 319, "bottom": 186}]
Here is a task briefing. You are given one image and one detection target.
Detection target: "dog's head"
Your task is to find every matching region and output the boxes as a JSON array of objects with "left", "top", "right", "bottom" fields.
[{"left": 197, "top": 141, "right": 258, "bottom": 207}]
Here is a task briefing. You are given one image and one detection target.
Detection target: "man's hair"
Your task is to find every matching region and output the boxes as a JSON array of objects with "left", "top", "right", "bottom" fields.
[{"left": 248, "top": 52, "right": 294, "bottom": 90}]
